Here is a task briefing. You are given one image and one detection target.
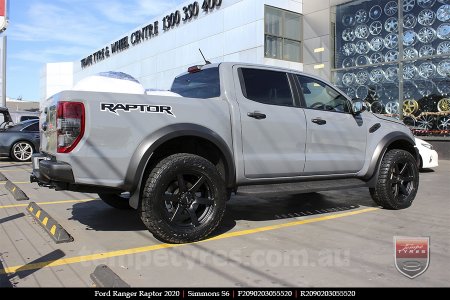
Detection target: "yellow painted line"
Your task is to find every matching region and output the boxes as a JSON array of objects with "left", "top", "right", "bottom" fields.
[
  {"left": 0, "top": 198, "right": 97, "bottom": 209},
  {"left": 42, "top": 217, "right": 48, "bottom": 226},
  {"left": 0, "top": 207, "right": 378, "bottom": 275},
  {"left": 35, "top": 210, "right": 41, "bottom": 218},
  {"left": 0, "top": 182, "right": 31, "bottom": 185},
  {"left": 0, "top": 169, "right": 32, "bottom": 172}
]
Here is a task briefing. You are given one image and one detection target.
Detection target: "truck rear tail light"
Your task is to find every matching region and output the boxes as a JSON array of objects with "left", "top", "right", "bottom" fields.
[{"left": 57, "top": 101, "right": 85, "bottom": 153}]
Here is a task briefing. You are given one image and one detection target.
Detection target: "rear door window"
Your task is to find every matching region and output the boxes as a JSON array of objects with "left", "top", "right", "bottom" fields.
[{"left": 239, "top": 68, "right": 294, "bottom": 107}]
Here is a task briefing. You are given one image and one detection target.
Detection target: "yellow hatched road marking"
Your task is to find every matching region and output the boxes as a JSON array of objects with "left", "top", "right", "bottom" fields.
[{"left": 0, "top": 207, "right": 379, "bottom": 275}]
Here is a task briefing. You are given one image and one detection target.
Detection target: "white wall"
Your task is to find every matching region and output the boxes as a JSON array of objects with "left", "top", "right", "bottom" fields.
[
  {"left": 68, "top": 0, "right": 303, "bottom": 92},
  {"left": 40, "top": 62, "right": 73, "bottom": 99}
]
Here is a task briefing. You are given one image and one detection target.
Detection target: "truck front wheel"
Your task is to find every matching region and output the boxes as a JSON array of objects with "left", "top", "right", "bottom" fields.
[
  {"left": 370, "top": 149, "right": 419, "bottom": 209},
  {"left": 140, "top": 153, "right": 227, "bottom": 243}
]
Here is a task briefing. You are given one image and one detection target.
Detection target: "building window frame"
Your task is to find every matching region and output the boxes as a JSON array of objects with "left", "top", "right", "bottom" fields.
[{"left": 264, "top": 5, "right": 303, "bottom": 63}]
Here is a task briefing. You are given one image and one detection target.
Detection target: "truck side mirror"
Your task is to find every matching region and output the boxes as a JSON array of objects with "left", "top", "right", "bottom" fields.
[{"left": 352, "top": 99, "right": 366, "bottom": 115}]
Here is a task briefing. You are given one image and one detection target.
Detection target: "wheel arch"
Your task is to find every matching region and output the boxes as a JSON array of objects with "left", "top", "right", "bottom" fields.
[
  {"left": 364, "top": 132, "right": 418, "bottom": 187},
  {"left": 125, "top": 124, "right": 235, "bottom": 209}
]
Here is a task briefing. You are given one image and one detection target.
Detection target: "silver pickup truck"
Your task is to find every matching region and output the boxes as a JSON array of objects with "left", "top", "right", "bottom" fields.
[{"left": 31, "top": 62, "right": 419, "bottom": 243}]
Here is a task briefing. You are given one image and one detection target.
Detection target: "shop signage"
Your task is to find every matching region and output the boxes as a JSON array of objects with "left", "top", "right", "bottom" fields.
[{"left": 81, "top": 0, "right": 222, "bottom": 69}]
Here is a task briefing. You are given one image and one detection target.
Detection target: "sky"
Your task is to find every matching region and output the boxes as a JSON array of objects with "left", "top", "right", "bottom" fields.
[{"left": 4, "top": 0, "right": 185, "bottom": 101}]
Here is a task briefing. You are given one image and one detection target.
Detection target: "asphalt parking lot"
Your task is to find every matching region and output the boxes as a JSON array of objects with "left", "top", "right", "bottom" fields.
[{"left": 0, "top": 158, "right": 449, "bottom": 287}]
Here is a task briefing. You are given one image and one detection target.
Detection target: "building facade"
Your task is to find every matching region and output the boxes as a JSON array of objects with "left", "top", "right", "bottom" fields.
[{"left": 42, "top": 0, "right": 450, "bottom": 135}]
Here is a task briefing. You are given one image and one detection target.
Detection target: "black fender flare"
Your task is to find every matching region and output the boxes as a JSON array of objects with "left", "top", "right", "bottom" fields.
[
  {"left": 364, "top": 131, "right": 418, "bottom": 187},
  {"left": 125, "top": 124, "right": 235, "bottom": 209}
]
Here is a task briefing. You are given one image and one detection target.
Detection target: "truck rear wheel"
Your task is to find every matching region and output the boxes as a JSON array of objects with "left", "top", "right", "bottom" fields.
[
  {"left": 140, "top": 153, "right": 226, "bottom": 243},
  {"left": 98, "top": 193, "right": 132, "bottom": 209},
  {"left": 370, "top": 149, "right": 419, "bottom": 209}
]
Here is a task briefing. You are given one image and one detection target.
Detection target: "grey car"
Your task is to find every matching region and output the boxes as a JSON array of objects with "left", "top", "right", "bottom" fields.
[{"left": 0, "top": 119, "right": 40, "bottom": 161}]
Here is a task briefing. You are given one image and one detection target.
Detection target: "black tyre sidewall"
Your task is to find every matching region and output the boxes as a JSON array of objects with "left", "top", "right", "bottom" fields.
[
  {"left": 141, "top": 154, "right": 226, "bottom": 243},
  {"left": 376, "top": 149, "right": 419, "bottom": 209}
]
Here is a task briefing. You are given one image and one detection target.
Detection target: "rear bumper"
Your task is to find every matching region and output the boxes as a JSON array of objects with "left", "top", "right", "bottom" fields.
[
  {"left": 30, "top": 153, "right": 75, "bottom": 188},
  {"left": 30, "top": 153, "right": 123, "bottom": 194}
]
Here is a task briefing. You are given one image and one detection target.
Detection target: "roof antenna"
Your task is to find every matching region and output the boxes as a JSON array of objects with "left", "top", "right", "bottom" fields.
[{"left": 199, "top": 49, "right": 211, "bottom": 65}]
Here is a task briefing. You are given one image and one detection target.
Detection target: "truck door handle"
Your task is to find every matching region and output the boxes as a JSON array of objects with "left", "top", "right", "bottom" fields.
[
  {"left": 311, "top": 118, "right": 326, "bottom": 125},
  {"left": 247, "top": 112, "right": 266, "bottom": 120}
]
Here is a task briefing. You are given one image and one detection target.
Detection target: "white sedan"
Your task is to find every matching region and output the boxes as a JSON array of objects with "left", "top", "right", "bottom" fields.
[{"left": 415, "top": 138, "right": 438, "bottom": 170}]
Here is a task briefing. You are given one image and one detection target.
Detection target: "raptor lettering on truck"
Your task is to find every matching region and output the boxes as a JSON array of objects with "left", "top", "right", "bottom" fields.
[{"left": 100, "top": 103, "right": 175, "bottom": 117}]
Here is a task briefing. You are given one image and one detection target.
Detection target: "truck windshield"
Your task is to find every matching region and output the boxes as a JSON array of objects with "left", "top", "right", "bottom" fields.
[{"left": 171, "top": 67, "right": 220, "bottom": 99}]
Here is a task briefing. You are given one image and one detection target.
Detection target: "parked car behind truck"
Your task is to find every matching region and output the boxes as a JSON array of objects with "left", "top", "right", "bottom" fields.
[{"left": 31, "top": 63, "right": 420, "bottom": 243}]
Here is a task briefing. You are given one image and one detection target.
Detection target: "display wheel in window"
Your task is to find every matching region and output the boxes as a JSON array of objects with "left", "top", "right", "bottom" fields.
[
  {"left": 417, "top": 115, "right": 435, "bottom": 130},
  {"left": 385, "top": 17, "right": 398, "bottom": 32},
  {"left": 418, "top": 9, "right": 436, "bottom": 26},
  {"left": 437, "top": 5, "right": 450, "bottom": 22},
  {"left": 342, "top": 28, "right": 356, "bottom": 42},
  {"left": 418, "top": 62, "right": 436, "bottom": 78},
  {"left": 437, "top": 59, "right": 450, "bottom": 76},
  {"left": 370, "top": 52, "right": 384, "bottom": 64},
  {"left": 403, "top": 115, "right": 416, "bottom": 126},
  {"left": 437, "top": 115, "right": 450, "bottom": 130},
  {"left": 417, "top": 27, "right": 436, "bottom": 43},
  {"left": 384, "top": 33, "right": 399, "bottom": 49},
  {"left": 369, "top": 5, "right": 383, "bottom": 20},
  {"left": 364, "top": 101, "right": 372, "bottom": 112},
  {"left": 416, "top": 80, "right": 436, "bottom": 96},
  {"left": 385, "top": 50, "right": 399, "bottom": 62},
  {"left": 342, "top": 43, "right": 356, "bottom": 56},
  {"left": 437, "top": 81, "right": 450, "bottom": 94},
  {"left": 385, "top": 101, "right": 400, "bottom": 114},
  {"left": 420, "top": 97, "right": 437, "bottom": 111},
  {"left": 342, "top": 15, "right": 356, "bottom": 27},
  {"left": 403, "top": 30, "right": 417, "bottom": 46},
  {"left": 342, "top": 58, "right": 355, "bottom": 68},
  {"left": 342, "top": 73, "right": 357, "bottom": 86},
  {"left": 436, "top": 23, "right": 450, "bottom": 39},
  {"left": 356, "top": 85, "right": 369, "bottom": 99},
  {"left": 418, "top": 0, "right": 436, "bottom": 8},
  {"left": 403, "top": 64, "right": 418, "bottom": 80},
  {"left": 403, "top": 99, "right": 419, "bottom": 115},
  {"left": 356, "top": 70, "right": 370, "bottom": 85},
  {"left": 437, "top": 41, "right": 450, "bottom": 55},
  {"left": 356, "top": 40, "right": 371, "bottom": 54},
  {"left": 403, "top": 0, "right": 416, "bottom": 12},
  {"left": 384, "top": 1, "right": 398, "bottom": 16},
  {"left": 370, "top": 101, "right": 384, "bottom": 113},
  {"left": 344, "top": 87, "right": 356, "bottom": 99},
  {"left": 370, "top": 68, "right": 385, "bottom": 83},
  {"left": 356, "top": 55, "right": 370, "bottom": 66},
  {"left": 404, "top": 47, "right": 419, "bottom": 59},
  {"left": 419, "top": 44, "right": 435, "bottom": 57},
  {"left": 438, "top": 98, "right": 450, "bottom": 111},
  {"left": 385, "top": 67, "right": 399, "bottom": 82},
  {"left": 369, "top": 21, "right": 383, "bottom": 35},
  {"left": 404, "top": 82, "right": 417, "bottom": 99},
  {"left": 370, "top": 36, "right": 385, "bottom": 51},
  {"left": 403, "top": 14, "right": 417, "bottom": 29},
  {"left": 355, "top": 9, "right": 369, "bottom": 24},
  {"left": 355, "top": 25, "right": 370, "bottom": 39}
]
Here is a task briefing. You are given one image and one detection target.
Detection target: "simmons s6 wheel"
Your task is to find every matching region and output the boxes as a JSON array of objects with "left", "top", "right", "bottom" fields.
[
  {"left": 370, "top": 150, "right": 419, "bottom": 209},
  {"left": 140, "top": 153, "right": 226, "bottom": 243}
]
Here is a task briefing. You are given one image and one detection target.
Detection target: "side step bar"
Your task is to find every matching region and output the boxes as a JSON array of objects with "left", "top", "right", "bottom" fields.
[{"left": 237, "top": 178, "right": 367, "bottom": 196}]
